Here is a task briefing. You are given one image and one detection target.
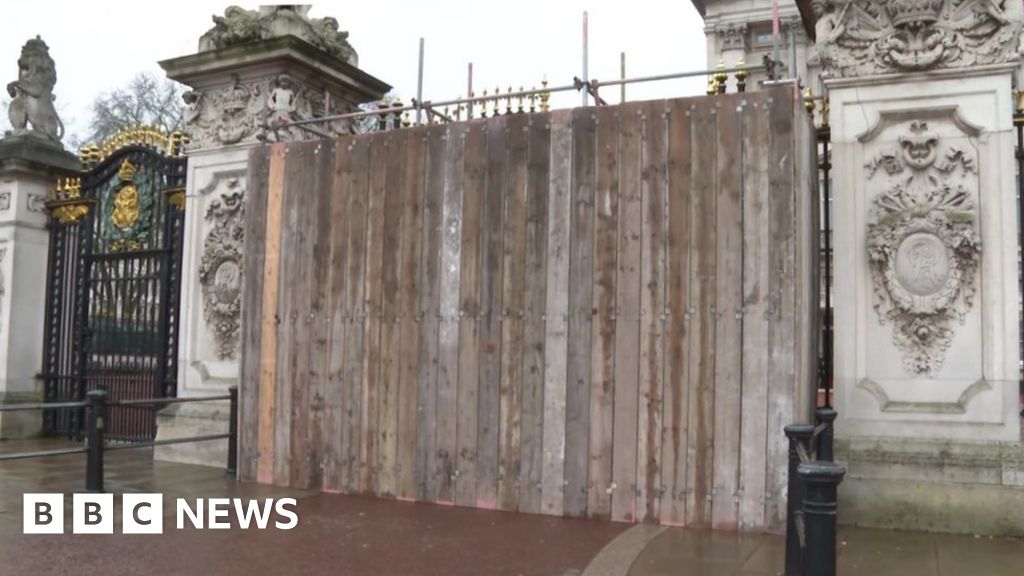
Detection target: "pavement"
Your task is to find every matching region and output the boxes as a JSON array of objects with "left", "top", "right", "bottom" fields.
[{"left": 2, "top": 438, "right": 1024, "bottom": 575}]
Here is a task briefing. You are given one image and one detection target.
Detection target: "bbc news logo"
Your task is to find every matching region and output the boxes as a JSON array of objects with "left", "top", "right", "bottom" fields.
[{"left": 23, "top": 494, "right": 298, "bottom": 534}]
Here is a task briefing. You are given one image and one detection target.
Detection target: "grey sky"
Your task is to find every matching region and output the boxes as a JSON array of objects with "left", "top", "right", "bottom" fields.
[{"left": 0, "top": 0, "right": 708, "bottom": 144}]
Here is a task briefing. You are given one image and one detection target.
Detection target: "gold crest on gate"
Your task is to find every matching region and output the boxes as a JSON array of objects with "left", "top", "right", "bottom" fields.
[{"left": 112, "top": 159, "right": 140, "bottom": 230}]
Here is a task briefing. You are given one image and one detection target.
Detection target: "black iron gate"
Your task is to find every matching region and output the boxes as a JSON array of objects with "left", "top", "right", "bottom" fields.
[{"left": 42, "top": 129, "right": 186, "bottom": 441}]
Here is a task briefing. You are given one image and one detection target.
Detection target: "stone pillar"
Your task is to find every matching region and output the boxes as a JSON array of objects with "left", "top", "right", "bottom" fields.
[
  {"left": 153, "top": 5, "right": 389, "bottom": 466},
  {"left": 0, "top": 138, "right": 79, "bottom": 438},
  {"left": 826, "top": 1, "right": 1024, "bottom": 535}
]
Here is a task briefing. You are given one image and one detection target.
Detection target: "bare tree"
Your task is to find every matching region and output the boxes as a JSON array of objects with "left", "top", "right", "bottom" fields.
[{"left": 83, "top": 72, "right": 184, "bottom": 146}]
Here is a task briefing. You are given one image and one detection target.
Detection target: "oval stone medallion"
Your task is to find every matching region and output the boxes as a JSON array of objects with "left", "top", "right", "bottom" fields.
[{"left": 895, "top": 232, "right": 949, "bottom": 296}]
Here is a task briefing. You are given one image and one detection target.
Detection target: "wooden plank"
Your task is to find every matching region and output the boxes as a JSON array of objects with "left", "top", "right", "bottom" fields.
[
  {"left": 341, "top": 137, "right": 371, "bottom": 494},
  {"left": 417, "top": 127, "right": 446, "bottom": 502},
  {"left": 436, "top": 124, "right": 465, "bottom": 504},
  {"left": 476, "top": 116, "right": 506, "bottom": 510},
  {"left": 738, "top": 94, "right": 771, "bottom": 531},
  {"left": 660, "top": 99, "right": 693, "bottom": 526},
  {"left": 287, "top": 142, "right": 313, "bottom": 489},
  {"left": 378, "top": 131, "right": 408, "bottom": 498},
  {"left": 305, "top": 139, "right": 335, "bottom": 491},
  {"left": 686, "top": 97, "right": 717, "bottom": 528},
  {"left": 456, "top": 121, "right": 486, "bottom": 507},
  {"left": 361, "top": 136, "right": 388, "bottom": 494},
  {"left": 588, "top": 106, "right": 619, "bottom": 520},
  {"left": 498, "top": 113, "right": 529, "bottom": 512},
  {"left": 636, "top": 101, "right": 667, "bottom": 524},
  {"left": 397, "top": 129, "right": 427, "bottom": 501},
  {"left": 240, "top": 145, "right": 270, "bottom": 483},
  {"left": 257, "top": 143, "right": 286, "bottom": 485},
  {"left": 564, "top": 108, "right": 595, "bottom": 518},
  {"left": 274, "top": 143, "right": 312, "bottom": 487},
  {"left": 519, "top": 114, "right": 551, "bottom": 514},
  {"left": 765, "top": 89, "right": 797, "bottom": 531},
  {"left": 324, "top": 137, "right": 354, "bottom": 493},
  {"left": 711, "top": 94, "right": 744, "bottom": 530},
  {"left": 541, "top": 110, "right": 573, "bottom": 517},
  {"left": 611, "top": 103, "right": 642, "bottom": 523}
]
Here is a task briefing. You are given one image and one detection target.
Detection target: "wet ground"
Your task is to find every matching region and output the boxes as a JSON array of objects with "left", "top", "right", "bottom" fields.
[
  {"left": 4, "top": 439, "right": 1024, "bottom": 575},
  {"left": 0, "top": 439, "right": 625, "bottom": 576}
]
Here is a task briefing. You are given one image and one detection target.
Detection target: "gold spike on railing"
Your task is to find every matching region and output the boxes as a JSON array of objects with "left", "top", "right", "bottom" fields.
[
  {"left": 529, "top": 89, "right": 537, "bottom": 113},
  {"left": 516, "top": 86, "right": 525, "bottom": 114},
  {"left": 734, "top": 58, "right": 749, "bottom": 93},
  {"left": 540, "top": 76, "right": 550, "bottom": 113},
  {"left": 714, "top": 59, "right": 728, "bottom": 95}
]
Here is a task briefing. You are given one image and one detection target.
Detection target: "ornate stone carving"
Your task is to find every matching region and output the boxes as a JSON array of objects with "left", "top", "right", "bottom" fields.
[
  {"left": 720, "top": 23, "right": 749, "bottom": 51},
  {"left": 27, "top": 193, "right": 46, "bottom": 213},
  {"left": 198, "top": 183, "right": 244, "bottom": 360},
  {"left": 182, "top": 74, "right": 338, "bottom": 149},
  {"left": 198, "top": 5, "right": 358, "bottom": 66},
  {"left": 865, "top": 120, "right": 981, "bottom": 375},
  {"left": 0, "top": 243, "right": 6, "bottom": 335},
  {"left": 0, "top": 192, "right": 9, "bottom": 212},
  {"left": 812, "top": 0, "right": 1023, "bottom": 77},
  {"left": 5, "top": 36, "right": 64, "bottom": 142}
]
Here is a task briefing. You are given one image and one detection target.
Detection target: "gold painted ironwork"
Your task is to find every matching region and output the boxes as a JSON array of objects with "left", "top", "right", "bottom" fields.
[
  {"left": 505, "top": 86, "right": 513, "bottom": 115},
  {"left": 517, "top": 86, "right": 524, "bottom": 113},
  {"left": 48, "top": 177, "right": 93, "bottom": 224},
  {"left": 529, "top": 89, "right": 537, "bottom": 113},
  {"left": 707, "top": 76, "right": 718, "bottom": 95},
  {"left": 540, "top": 76, "right": 550, "bottom": 113},
  {"left": 111, "top": 159, "right": 141, "bottom": 230},
  {"left": 110, "top": 239, "right": 142, "bottom": 252},
  {"left": 164, "top": 187, "right": 186, "bottom": 210}
]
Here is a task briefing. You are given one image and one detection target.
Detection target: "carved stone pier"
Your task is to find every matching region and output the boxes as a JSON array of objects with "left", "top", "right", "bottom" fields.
[
  {"left": 153, "top": 5, "right": 389, "bottom": 467},
  {"left": 827, "top": 0, "right": 1024, "bottom": 535}
]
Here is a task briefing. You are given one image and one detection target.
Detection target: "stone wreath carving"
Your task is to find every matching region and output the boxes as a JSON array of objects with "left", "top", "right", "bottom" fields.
[
  {"left": 812, "top": 0, "right": 1023, "bottom": 78},
  {"left": 199, "top": 185, "right": 244, "bottom": 361},
  {"left": 865, "top": 121, "right": 980, "bottom": 376}
]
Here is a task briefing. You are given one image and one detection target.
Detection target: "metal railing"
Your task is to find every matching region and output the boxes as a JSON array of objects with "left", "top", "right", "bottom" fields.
[
  {"left": 264, "top": 55, "right": 783, "bottom": 141},
  {"left": 784, "top": 408, "right": 844, "bottom": 576},
  {"left": 0, "top": 386, "right": 238, "bottom": 492}
]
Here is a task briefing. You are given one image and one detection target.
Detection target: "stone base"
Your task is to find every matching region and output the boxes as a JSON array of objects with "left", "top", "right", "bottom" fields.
[
  {"left": 153, "top": 401, "right": 229, "bottom": 469},
  {"left": 836, "top": 436, "right": 1024, "bottom": 537},
  {"left": 0, "top": 133, "right": 80, "bottom": 174},
  {"left": 0, "top": 391, "right": 42, "bottom": 439}
]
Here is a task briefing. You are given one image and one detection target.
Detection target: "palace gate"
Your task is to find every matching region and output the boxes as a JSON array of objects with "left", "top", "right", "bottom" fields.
[{"left": 42, "top": 129, "right": 186, "bottom": 441}]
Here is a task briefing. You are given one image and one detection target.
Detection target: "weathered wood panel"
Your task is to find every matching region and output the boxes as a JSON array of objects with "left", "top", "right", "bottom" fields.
[
  {"left": 564, "top": 109, "right": 595, "bottom": 518},
  {"left": 239, "top": 145, "right": 270, "bottom": 483},
  {"left": 660, "top": 100, "right": 693, "bottom": 527},
  {"left": 397, "top": 131, "right": 427, "bottom": 500},
  {"left": 738, "top": 98, "right": 771, "bottom": 530},
  {"left": 611, "top": 104, "right": 642, "bottom": 523},
  {"left": 686, "top": 97, "right": 717, "bottom": 528},
  {"left": 541, "top": 110, "right": 573, "bottom": 517},
  {"left": 519, "top": 116, "right": 550, "bottom": 514},
  {"left": 378, "top": 132, "right": 407, "bottom": 497},
  {"left": 240, "top": 88, "right": 817, "bottom": 532},
  {"left": 498, "top": 114, "right": 529, "bottom": 511},
  {"left": 711, "top": 95, "right": 745, "bottom": 530},
  {"left": 437, "top": 125, "right": 465, "bottom": 504},
  {"left": 588, "top": 106, "right": 619, "bottom": 520},
  {"left": 455, "top": 123, "right": 486, "bottom": 507},
  {"left": 417, "top": 129, "right": 446, "bottom": 501},
  {"left": 637, "top": 100, "right": 667, "bottom": 524}
]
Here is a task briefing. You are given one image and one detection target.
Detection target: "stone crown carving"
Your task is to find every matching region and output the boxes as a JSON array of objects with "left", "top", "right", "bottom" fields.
[
  {"left": 865, "top": 120, "right": 981, "bottom": 376},
  {"left": 812, "top": 0, "right": 1023, "bottom": 77},
  {"left": 198, "top": 5, "right": 358, "bottom": 66}
]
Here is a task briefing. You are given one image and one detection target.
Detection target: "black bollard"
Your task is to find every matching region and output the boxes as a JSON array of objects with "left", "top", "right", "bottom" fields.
[
  {"left": 815, "top": 408, "right": 837, "bottom": 462},
  {"left": 784, "top": 424, "right": 816, "bottom": 576},
  {"left": 85, "top": 389, "right": 107, "bottom": 493},
  {"left": 798, "top": 461, "right": 846, "bottom": 576},
  {"left": 227, "top": 385, "right": 239, "bottom": 477}
]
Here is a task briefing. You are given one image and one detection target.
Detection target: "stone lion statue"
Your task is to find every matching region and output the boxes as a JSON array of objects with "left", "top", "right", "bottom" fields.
[{"left": 6, "top": 36, "right": 63, "bottom": 142}]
